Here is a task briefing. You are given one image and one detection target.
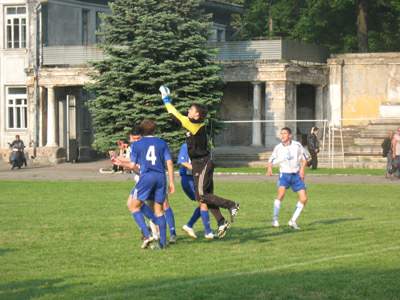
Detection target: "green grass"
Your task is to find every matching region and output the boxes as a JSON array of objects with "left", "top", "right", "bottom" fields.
[
  {"left": 1, "top": 180, "right": 399, "bottom": 300},
  {"left": 214, "top": 167, "right": 386, "bottom": 176}
]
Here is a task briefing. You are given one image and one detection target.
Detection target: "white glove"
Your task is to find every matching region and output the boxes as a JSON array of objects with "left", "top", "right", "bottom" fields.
[{"left": 159, "top": 85, "right": 171, "bottom": 102}]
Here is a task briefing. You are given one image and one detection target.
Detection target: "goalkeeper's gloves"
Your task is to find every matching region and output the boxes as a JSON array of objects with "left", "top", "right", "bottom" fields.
[{"left": 159, "top": 85, "right": 171, "bottom": 104}]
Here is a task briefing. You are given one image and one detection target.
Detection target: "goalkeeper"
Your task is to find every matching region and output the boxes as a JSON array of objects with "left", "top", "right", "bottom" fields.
[{"left": 160, "top": 86, "right": 240, "bottom": 236}]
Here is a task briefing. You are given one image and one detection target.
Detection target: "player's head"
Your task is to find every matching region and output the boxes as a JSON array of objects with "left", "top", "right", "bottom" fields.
[
  {"left": 15, "top": 135, "right": 20, "bottom": 140},
  {"left": 188, "top": 103, "right": 207, "bottom": 121},
  {"left": 129, "top": 125, "right": 142, "bottom": 142},
  {"left": 139, "top": 119, "right": 156, "bottom": 136},
  {"left": 280, "top": 127, "right": 292, "bottom": 144},
  {"left": 311, "top": 126, "right": 319, "bottom": 134}
]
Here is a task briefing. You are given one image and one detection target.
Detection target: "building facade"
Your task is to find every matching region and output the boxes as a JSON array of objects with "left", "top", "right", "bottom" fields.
[{"left": 1, "top": 0, "right": 398, "bottom": 165}]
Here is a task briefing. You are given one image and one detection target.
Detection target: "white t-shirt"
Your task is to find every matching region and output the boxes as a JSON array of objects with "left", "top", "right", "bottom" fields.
[{"left": 269, "top": 141, "right": 309, "bottom": 173}]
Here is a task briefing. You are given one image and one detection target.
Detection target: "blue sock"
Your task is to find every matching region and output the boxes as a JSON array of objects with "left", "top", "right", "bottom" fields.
[
  {"left": 132, "top": 211, "right": 150, "bottom": 238},
  {"left": 156, "top": 215, "right": 167, "bottom": 248},
  {"left": 200, "top": 210, "right": 212, "bottom": 235},
  {"left": 187, "top": 207, "right": 201, "bottom": 228},
  {"left": 141, "top": 204, "right": 157, "bottom": 223},
  {"left": 165, "top": 207, "right": 176, "bottom": 236}
]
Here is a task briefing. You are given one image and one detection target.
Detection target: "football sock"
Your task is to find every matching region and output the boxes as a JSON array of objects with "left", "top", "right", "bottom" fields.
[
  {"left": 217, "top": 218, "right": 226, "bottom": 227},
  {"left": 200, "top": 210, "right": 212, "bottom": 235},
  {"left": 187, "top": 207, "right": 201, "bottom": 228},
  {"left": 165, "top": 207, "right": 176, "bottom": 236},
  {"left": 141, "top": 204, "right": 157, "bottom": 223},
  {"left": 132, "top": 211, "right": 150, "bottom": 239},
  {"left": 273, "top": 199, "right": 281, "bottom": 221},
  {"left": 156, "top": 215, "right": 167, "bottom": 248},
  {"left": 291, "top": 201, "right": 304, "bottom": 222}
]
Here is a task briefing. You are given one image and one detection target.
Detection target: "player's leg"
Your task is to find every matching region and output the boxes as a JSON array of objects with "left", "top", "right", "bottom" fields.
[
  {"left": 272, "top": 186, "right": 286, "bottom": 227},
  {"left": 153, "top": 176, "right": 168, "bottom": 248},
  {"left": 199, "top": 202, "right": 213, "bottom": 239},
  {"left": 127, "top": 194, "right": 153, "bottom": 248},
  {"left": 209, "top": 206, "right": 230, "bottom": 238},
  {"left": 163, "top": 199, "right": 177, "bottom": 243},
  {"left": 288, "top": 174, "right": 308, "bottom": 230},
  {"left": 199, "top": 159, "right": 239, "bottom": 221},
  {"left": 181, "top": 176, "right": 200, "bottom": 239}
]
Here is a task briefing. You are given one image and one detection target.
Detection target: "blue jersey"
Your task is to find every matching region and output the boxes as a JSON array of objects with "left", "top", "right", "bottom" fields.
[
  {"left": 130, "top": 136, "right": 172, "bottom": 175},
  {"left": 177, "top": 143, "right": 192, "bottom": 176}
]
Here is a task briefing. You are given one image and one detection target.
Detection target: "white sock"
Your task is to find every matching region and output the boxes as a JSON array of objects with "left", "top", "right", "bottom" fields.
[
  {"left": 291, "top": 202, "right": 304, "bottom": 223},
  {"left": 149, "top": 220, "right": 159, "bottom": 240},
  {"left": 273, "top": 199, "right": 281, "bottom": 221}
]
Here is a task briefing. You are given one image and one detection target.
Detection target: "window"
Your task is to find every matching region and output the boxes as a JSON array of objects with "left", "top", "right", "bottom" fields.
[
  {"left": 6, "top": 6, "right": 27, "bottom": 48},
  {"left": 7, "top": 87, "right": 27, "bottom": 129},
  {"left": 82, "top": 9, "right": 90, "bottom": 45},
  {"left": 217, "top": 29, "right": 225, "bottom": 42},
  {"left": 95, "top": 11, "right": 103, "bottom": 44}
]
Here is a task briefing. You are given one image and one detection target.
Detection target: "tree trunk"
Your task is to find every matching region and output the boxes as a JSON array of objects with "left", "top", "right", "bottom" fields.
[{"left": 357, "top": 0, "right": 368, "bottom": 52}]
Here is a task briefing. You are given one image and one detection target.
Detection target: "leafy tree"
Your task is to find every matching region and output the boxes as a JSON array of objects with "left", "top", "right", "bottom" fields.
[{"left": 87, "top": 0, "right": 223, "bottom": 152}]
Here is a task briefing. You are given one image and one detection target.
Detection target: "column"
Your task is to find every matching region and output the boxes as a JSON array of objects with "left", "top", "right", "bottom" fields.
[
  {"left": 46, "top": 86, "right": 57, "bottom": 147},
  {"left": 315, "top": 85, "right": 324, "bottom": 129},
  {"left": 252, "top": 82, "right": 262, "bottom": 146},
  {"left": 264, "top": 81, "right": 287, "bottom": 148},
  {"left": 328, "top": 59, "right": 343, "bottom": 126}
]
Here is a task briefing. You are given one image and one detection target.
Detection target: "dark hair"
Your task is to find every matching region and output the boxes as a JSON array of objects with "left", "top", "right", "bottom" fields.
[
  {"left": 139, "top": 119, "right": 156, "bottom": 135},
  {"left": 130, "top": 125, "right": 141, "bottom": 136},
  {"left": 191, "top": 103, "right": 208, "bottom": 121},
  {"left": 281, "top": 127, "right": 292, "bottom": 134}
]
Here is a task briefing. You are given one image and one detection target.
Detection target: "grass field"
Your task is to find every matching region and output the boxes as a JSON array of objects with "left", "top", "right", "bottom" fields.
[{"left": 1, "top": 180, "right": 399, "bottom": 300}]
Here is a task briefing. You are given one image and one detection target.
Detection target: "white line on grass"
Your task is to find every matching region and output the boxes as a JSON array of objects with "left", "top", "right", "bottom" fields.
[{"left": 94, "top": 245, "right": 400, "bottom": 299}]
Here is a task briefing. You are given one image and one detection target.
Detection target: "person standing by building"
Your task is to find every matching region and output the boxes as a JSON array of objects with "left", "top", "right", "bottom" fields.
[
  {"left": 392, "top": 127, "right": 400, "bottom": 179},
  {"left": 381, "top": 131, "right": 394, "bottom": 178},
  {"left": 307, "top": 127, "right": 320, "bottom": 170}
]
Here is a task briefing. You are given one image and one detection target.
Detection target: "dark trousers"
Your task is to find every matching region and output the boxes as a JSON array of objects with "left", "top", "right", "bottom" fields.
[
  {"left": 309, "top": 150, "right": 318, "bottom": 169},
  {"left": 192, "top": 156, "right": 236, "bottom": 209}
]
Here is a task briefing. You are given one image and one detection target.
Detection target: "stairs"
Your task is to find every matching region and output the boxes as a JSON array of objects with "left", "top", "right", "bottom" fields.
[{"left": 212, "top": 118, "right": 399, "bottom": 168}]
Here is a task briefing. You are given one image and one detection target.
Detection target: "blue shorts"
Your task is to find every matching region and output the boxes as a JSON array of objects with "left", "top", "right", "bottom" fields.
[
  {"left": 130, "top": 172, "right": 166, "bottom": 204},
  {"left": 277, "top": 172, "right": 306, "bottom": 192},
  {"left": 181, "top": 175, "right": 196, "bottom": 201}
]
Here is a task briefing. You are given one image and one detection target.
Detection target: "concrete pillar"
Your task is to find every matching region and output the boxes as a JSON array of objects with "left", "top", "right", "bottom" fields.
[
  {"left": 315, "top": 86, "right": 324, "bottom": 129},
  {"left": 328, "top": 59, "right": 343, "bottom": 126},
  {"left": 285, "top": 82, "right": 297, "bottom": 137},
  {"left": 252, "top": 82, "right": 262, "bottom": 146},
  {"left": 264, "top": 81, "right": 287, "bottom": 148},
  {"left": 46, "top": 86, "right": 57, "bottom": 147}
]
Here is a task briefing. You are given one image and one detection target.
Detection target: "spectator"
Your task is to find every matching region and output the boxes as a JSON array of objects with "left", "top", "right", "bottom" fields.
[
  {"left": 381, "top": 131, "right": 394, "bottom": 178},
  {"left": 9, "top": 135, "right": 27, "bottom": 169},
  {"left": 392, "top": 127, "right": 400, "bottom": 179},
  {"left": 307, "top": 127, "right": 320, "bottom": 170}
]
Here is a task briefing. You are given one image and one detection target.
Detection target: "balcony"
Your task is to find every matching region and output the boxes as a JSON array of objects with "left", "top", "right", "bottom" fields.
[{"left": 42, "top": 39, "right": 329, "bottom": 67}]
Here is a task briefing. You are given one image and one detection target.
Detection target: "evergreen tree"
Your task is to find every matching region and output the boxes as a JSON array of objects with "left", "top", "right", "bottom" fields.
[{"left": 87, "top": 0, "right": 223, "bottom": 152}]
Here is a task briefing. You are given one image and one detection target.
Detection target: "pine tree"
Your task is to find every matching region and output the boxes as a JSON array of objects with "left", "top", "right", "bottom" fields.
[{"left": 87, "top": 0, "right": 223, "bottom": 152}]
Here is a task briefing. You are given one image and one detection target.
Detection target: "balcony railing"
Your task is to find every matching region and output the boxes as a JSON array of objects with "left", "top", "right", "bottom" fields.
[{"left": 42, "top": 40, "right": 329, "bottom": 66}]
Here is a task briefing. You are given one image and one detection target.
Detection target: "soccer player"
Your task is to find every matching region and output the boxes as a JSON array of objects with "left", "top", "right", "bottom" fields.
[
  {"left": 118, "top": 127, "right": 178, "bottom": 244},
  {"left": 160, "top": 86, "right": 239, "bottom": 238},
  {"left": 114, "top": 119, "right": 175, "bottom": 249},
  {"left": 267, "top": 127, "right": 309, "bottom": 230},
  {"left": 178, "top": 142, "right": 230, "bottom": 239}
]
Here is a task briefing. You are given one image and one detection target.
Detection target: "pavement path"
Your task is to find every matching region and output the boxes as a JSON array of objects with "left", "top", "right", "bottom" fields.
[{"left": 0, "top": 159, "right": 398, "bottom": 185}]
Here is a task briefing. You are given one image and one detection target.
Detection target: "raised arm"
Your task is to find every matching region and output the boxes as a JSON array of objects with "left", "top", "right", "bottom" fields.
[{"left": 159, "top": 86, "right": 203, "bottom": 135}]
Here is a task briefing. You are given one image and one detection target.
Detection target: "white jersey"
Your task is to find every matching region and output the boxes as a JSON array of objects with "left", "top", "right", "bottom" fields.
[{"left": 269, "top": 140, "right": 309, "bottom": 173}]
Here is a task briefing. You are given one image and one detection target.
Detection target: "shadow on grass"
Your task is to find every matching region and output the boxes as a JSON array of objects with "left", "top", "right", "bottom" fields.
[
  {"left": 309, "top": 217, "right": 363, "bottom": 226},
  {"left": 0, "top": 248, "right": 15, "bottom": 256},
  {"left": 0, "top": 278, "right": 76, "bottom": 300},
  {"left": 83, "top": 268, "right": 400, "bottom": 300}
]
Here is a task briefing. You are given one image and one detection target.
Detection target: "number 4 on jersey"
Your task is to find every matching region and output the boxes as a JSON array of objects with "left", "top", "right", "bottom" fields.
[{"left": 146, "top": 146, "right": 157, "bottom": 165}]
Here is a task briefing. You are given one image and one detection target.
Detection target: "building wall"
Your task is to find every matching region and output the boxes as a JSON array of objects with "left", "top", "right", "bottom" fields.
[
  {"left": 328, "top": 53, "right": 400, "bottom": 126},
  {"left": 45, "top": 0, "right": 109, "bottom": 46},
  {"left": 0, "top": 0, "right": 34, "bottom": 149}
]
